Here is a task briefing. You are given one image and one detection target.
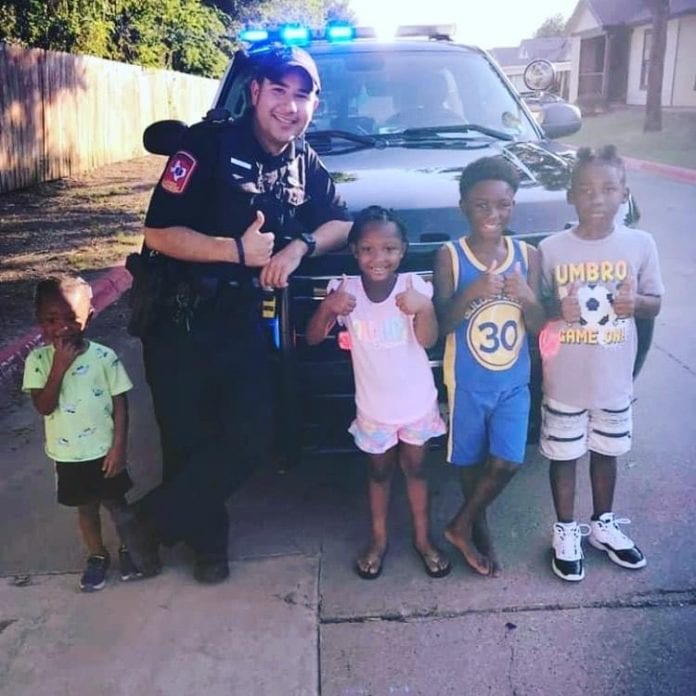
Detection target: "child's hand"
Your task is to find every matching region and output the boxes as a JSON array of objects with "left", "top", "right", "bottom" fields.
[
  {"left": 395, "top": 275, "right": 430, "bottom": 315},
  {"left": 52, "top": 336, "right": 80, "bottom": 373},
  {"left": 613, "top": 273, "right": 635, "bottom": 318},
  {"left": 102, "top": 444, "right": 126, "bottom": 478},
  {"left": 472, "top": 259, "right": 504, "bottom": 300},
  {"left": 560, "top": 282, "right": 582, "bottom": 323},
  {"left": 503, "top": 262, "right": 534, "bottom": 304},
  {"left": 324, "top": 275, "right": 356, "bottom": 316}
]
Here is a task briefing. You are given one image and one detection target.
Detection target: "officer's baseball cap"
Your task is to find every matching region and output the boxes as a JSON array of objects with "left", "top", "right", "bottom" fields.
[{"left": 254, "top": 46, "right": 321, "bottom": 93}]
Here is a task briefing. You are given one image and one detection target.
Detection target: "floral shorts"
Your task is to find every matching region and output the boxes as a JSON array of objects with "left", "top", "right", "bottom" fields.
[{"left": 349, "top": 400, "right": 447, "bottom": 455}]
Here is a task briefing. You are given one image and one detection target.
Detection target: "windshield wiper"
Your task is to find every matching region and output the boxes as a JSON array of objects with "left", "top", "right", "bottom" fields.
[
  {"left": 305, "top": 129, "right": 378, "bottom": 154},
  {"left": 400, "top": 124, "right": 514, "bottom": 142}
]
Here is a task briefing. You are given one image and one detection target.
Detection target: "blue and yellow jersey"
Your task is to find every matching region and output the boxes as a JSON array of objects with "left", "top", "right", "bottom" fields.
[{"left": 443, "top": 236, "right": 531, "bottom": 393}]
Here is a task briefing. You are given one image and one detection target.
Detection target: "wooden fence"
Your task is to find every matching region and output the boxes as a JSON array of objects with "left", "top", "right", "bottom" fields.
[{"left": 0, "top": 44, "right": 218, "bottom": 193}]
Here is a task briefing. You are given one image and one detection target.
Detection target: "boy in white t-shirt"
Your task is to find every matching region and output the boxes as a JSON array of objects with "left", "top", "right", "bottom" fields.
[{"left": 306, "top": 206, "right": 449, "bottom": 580}]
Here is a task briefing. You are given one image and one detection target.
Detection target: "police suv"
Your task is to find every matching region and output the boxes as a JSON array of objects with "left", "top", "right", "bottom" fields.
[{"left": 144, "top": 23, "right": 645, "bottom": 465}]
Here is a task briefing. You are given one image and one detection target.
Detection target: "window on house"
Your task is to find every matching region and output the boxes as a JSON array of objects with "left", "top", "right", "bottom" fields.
[{"left": 640, "top": 29, "right": 652, "bottom": 90}]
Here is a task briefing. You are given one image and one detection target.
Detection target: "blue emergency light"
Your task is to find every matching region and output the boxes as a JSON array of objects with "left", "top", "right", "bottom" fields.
[
  {"left": 239, "top": 28, "right": 269, "bottom": 43},
  {"left": 238, "top": 22, "right": 449, "bottom": 47},
  {"left": 279, "top": 25, "right": 310, "bottom": 45},
  {"left": 326, "top": 24, "right": 355, "bottom": 42},
  {"left": 239, "top": 23, "right": 361, "bottom": 47}
]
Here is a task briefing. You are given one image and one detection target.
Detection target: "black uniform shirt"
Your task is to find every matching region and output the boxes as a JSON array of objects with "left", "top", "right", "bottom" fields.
[{"left": 145, "top": 113, "right": 349, "bottom": 283}]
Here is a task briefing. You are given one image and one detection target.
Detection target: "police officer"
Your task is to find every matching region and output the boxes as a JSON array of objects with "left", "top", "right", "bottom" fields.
[{"left": 136, "top": 46, "right": 351, "bottom": 583}]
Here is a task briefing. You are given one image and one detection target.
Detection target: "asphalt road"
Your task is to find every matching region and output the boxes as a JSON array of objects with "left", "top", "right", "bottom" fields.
[{"left": 0, "top": 170, "right": 694, "bottom": 695}]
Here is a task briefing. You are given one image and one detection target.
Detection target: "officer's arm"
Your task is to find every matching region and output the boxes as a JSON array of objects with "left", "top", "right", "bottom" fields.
[
  {"left": 144, "top": 225, "right": 240, "bottom": 263},
  {"left": 280, "top": 218, "right": 352, "bottom": 259},
  {"left": 302, "top": 150, "right": 352, "bottom": 254},
  {"left": 259, "top": 219, "right": 351, "bottom": 288},
  {"left": 144, "top": 127, "right": 252, "bottom": 265},
  {"left": 310, "top": 219, "right": 353, "bottom": 255}
]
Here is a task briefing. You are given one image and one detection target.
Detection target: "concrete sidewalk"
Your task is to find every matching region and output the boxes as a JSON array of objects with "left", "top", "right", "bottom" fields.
[
  {"left": 1, "top": 289, "right": 695, "bottom": 695},
  {"left": 0, "top": 557, "right": 319, "bottom": 696}
]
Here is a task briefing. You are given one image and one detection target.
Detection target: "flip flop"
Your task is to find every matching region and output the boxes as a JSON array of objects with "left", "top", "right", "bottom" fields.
[
  {"left": 414, "top": 545, "right": 452, "bottom": 579},
  {"left": 355, "top": 547, "right": 387, "bottom": 580}
]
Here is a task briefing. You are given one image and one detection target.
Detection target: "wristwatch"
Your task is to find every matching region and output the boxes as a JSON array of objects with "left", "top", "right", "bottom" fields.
[{"left": 298, "top": 232, "right": 316, "bottom": 257}]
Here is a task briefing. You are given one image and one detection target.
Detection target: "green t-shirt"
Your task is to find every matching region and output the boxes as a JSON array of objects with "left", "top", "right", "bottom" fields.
[{"left": 22, "top": 341, "right": 133, "bottom": 462}]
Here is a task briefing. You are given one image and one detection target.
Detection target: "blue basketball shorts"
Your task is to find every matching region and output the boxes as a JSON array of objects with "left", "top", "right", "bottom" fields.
[{"left": 447, "top": 384, "right": 530, "bottom": 466}]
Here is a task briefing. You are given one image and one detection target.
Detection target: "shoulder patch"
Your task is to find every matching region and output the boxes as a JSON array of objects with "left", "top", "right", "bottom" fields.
[{"left": 160, "top": 151, "right": 198, "bottom": 195}]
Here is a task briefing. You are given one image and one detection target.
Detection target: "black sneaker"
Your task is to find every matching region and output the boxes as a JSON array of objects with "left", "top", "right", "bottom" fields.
[
  {"left": 118, "top": 545, "right": 144, "bottom": 582},
  {"left": 80, "top": 553, "right": 110, "bottom": 592}
]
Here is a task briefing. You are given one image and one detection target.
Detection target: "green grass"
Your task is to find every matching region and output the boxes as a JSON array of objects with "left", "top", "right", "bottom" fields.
[{"left": 566, "top": 108, "right": 696, "bottom": 169}]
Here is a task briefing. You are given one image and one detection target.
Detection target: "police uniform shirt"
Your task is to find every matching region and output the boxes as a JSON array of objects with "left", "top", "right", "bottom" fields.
[{"left": 145, "top": 113, "right": 349, "bottom": 275}]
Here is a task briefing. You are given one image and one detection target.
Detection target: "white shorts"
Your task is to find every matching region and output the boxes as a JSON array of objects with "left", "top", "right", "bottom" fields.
[{"left": 539, "top": 396, "right": 632, "bottom": 461}]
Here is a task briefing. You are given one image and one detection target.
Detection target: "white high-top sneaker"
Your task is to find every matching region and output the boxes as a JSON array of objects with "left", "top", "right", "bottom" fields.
[
  {"left": 588, "top": 512, "right": 646, "bottom": 569},
  {"left": 552, "top": 521, "right": 590, "bottom": 581}
]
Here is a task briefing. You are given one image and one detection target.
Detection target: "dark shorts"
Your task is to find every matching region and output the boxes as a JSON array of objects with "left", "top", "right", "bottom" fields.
[{"left": 54, "top": 458, "right": 133, "bottom": 507}]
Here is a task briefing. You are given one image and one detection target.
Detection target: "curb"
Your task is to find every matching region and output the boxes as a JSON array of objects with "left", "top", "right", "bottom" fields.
[
  {"left": 562, "top": 143, "right": 696, "bottom": 185},
  {"left": 0, "top": 265, "right": 132, "bottom": 390},
  {"left": 622, "top": 156, "right": 696, "bottom": 185}
]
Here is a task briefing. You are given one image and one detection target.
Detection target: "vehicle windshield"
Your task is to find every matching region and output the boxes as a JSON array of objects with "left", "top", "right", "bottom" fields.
[{"left": 308, "top": 48, "right": 539, "bottom": 140}]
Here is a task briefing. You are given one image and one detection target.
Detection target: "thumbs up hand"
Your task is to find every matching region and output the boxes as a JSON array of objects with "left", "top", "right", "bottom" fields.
[
  {"left": 613, "top": 273, "right": 636, "bottom": 318},
  {"left": 396, "top": 274, "right": 430, "bottom": 315},
  {"left": 560, "top": 281, "right": 582, "bottom": 323},
  {"left": 240, "top": 211, "right": 275, "bottom": 267},
  {"left": 473, "top": 258, "right": 504, "bottom": 300},
  {"left": 503, "top": 261, "right": 533, "bottom": 304},
  {"left": 324, "top": 274, "right": 356, "bottom": 316}
]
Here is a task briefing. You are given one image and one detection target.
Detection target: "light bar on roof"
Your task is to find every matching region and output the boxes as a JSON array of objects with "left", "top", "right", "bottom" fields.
[
  {"left": 396, "top": 24, "right": 456, "bottom": 39},
  {"left": 238, "top": 24, "right": 378, "bottom": 46},
  {"left": 279, "top": 25, "right": 310, "bottom": 45},
  {"left": 326, "top": 24, "right": 355, "bottom": 42},
  {"left": 239, "top": 28, "right": 269, "bottom": 43}
]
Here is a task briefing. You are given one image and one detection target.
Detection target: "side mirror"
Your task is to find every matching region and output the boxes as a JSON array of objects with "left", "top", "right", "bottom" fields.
[
  {"left": 523, "top": 59, "right": 556, "bottom": 92},
  {"left": 143, "top": 120, "right": 188, "bottom": 156},
  {"left": 539, "top": 102, "right": 582, "bottom": 139}
]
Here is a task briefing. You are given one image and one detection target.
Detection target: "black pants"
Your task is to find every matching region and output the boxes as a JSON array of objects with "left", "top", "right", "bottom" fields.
[{"left": 141, "top": 306, "right": 273, "bottom": 558}]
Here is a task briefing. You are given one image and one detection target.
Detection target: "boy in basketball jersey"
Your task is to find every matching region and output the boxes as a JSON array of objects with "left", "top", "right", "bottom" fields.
[{"left": 433, "top": 157, "right": 544, "bottom": 577}]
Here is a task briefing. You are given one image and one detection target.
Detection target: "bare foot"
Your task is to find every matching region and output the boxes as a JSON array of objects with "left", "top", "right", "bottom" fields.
[
  {"left": 444, "top": 525, "right": 490, "bottom": 575},
  {"left": 355, "top": 542, "right": 387, "bottom": 580},
  {"left": 472, "top": 519, "right": 501, "bottom": 577}
]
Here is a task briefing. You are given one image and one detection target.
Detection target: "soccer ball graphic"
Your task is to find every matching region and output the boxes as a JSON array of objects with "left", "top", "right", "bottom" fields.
[{"left": 577, "top": 283, "right": 615, "bottom": 330}]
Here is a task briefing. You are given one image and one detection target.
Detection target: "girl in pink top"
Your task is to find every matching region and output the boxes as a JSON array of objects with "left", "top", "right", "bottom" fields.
[{"left": 306, "top": 206, "right": 449, "bottom": 580}]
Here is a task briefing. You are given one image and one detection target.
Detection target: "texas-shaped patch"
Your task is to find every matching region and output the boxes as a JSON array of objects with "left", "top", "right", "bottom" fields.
[{"left": 160, "top": 151, "right": 197, "bottom": 194}]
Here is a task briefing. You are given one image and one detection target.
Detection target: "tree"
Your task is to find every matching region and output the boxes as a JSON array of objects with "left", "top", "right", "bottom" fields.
[
  {"left": 644, "top": 0, "right": 669, "bottom": 132},
  {"left": 533, "top": 13, "right": 567, "bottom": 38},
  {"left": 0, "top": 0, "right": 358, "bottom": 77}
]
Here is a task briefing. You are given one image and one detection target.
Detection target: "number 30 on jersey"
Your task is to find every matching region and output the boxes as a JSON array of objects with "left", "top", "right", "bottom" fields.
[{"left": 467, "top": 300, "right": 525, "bottom": 371}]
